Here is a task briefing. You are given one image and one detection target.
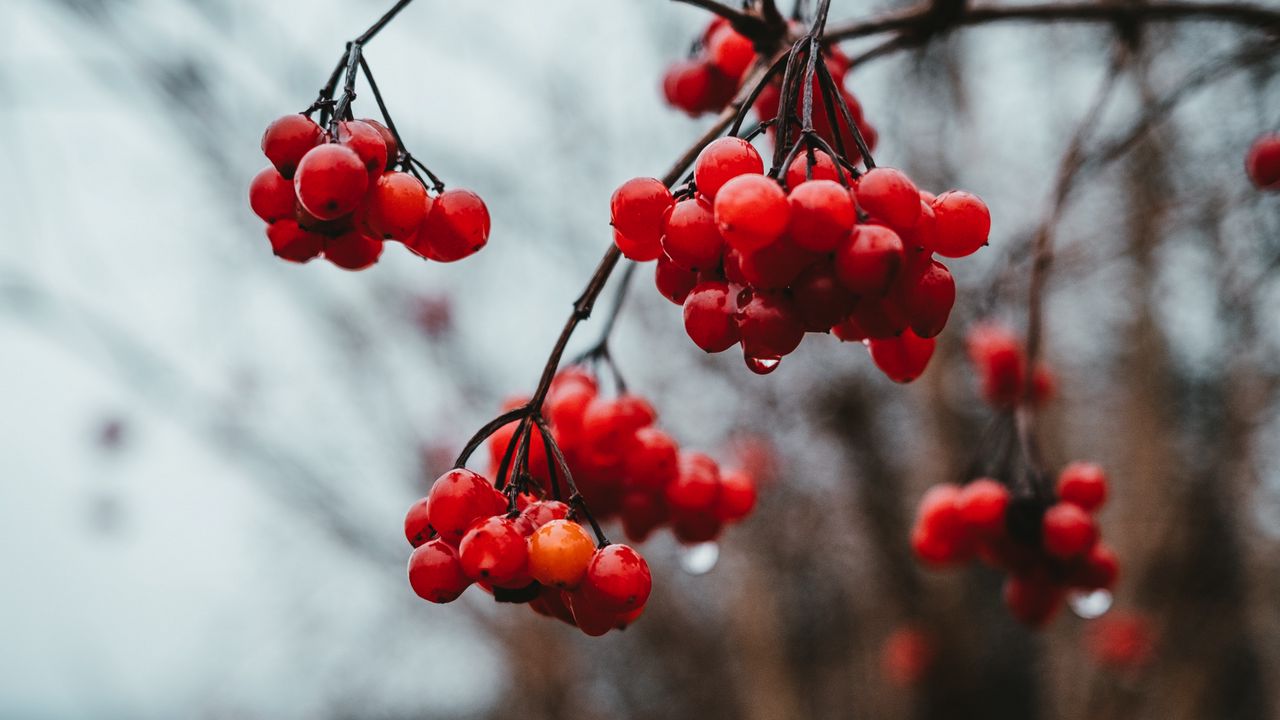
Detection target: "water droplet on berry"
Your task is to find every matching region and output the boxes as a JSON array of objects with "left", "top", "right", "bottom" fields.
[
  {"left": 1068, "top": 588, "right": 1113, "bottom": 619},
  {"left": 744, "top": 355, "right": 781, "bottom": 375},
  {"left": 679, "top": 542, "right": 720, "bottom": 575}
]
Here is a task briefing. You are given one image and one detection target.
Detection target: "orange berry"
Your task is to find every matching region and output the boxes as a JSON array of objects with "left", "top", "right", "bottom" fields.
[{"left": 528, "top": 519, "right": 596, "bottom": 589}]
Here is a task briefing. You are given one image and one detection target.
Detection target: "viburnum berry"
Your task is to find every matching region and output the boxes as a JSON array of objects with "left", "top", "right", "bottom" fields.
[
  {"left": 1086, "top": 612, "right": 1155, "bottom": 668},
  {"left": 736, "top": 237, "right": 817, "bottom": 289},
  {"left": 1072, "top": 541, "right": 1120, "bottom": 590},
  {"left": 623, "top": 427, "right": 680, "bottom": 492},
  {"left": 955, "top": 478, "right": 1009, "bottom": 538},
  {"left": 514, "top": 499, "right": 570, "bottom": 536},
  {"left": 714, "top": 174, "right": 790, "bottom": 251},
  {"left": 666, "top": 452, "right": 720, "bottom": 513},
  {"left": 426, "top": 468, "right": 504, "bottom": 545},
  {"left": 911, "top": 484, "right": 970, "bottom": 565},
  {"left": 410, "top": 188, "right": 490, "bottom": 262},
  {"left": 621, "top": 491, "right": 667, "bottom": 543},
  {"left": 249, "top": 167, "right": 298, "bottom": 223},
  {"left": 528, "top": 519, "right": 597, "bottom": 590},
  {"left": 1057, "top": 461, "right": 1108, "bottom": 511},
  {"left": 792, "top": 260, "right": 857, "bottom": 332},
  {"left": 1246, "top": 132, "right": 1280, "bottom": 189},
  {"left": 1042, "top": 502, "right": 1097, "bottom": 558},
  {"left": 359, "top": 118, "right": 399, "bottom": 168},
  {"left": 849, "top": 294, "right": 909, "bottom": 339},
  {"left": 459, "top": 516, "right": 530, "bottom": 585},
  {"left": 265, "top": 219, "right": 324, "bottom": 263},
  {"left": 294, "top": 143, "right": 369, "bottom": 221},
  {"left": 323, "top": 230, "right": 383, "bottom": 270},
  {"left": 662, "top": 60, "right": 714, "bottom": 116},
  {"left": 714, "top": 469, "right": 757, "bottom": 522},
  {"left": 930, "top": 190, "right": 990, "bottom": 257},
  {"left": 694, "top": 137, "right": 763, "bottom": 200},
  {"left": 408, "top": 538, "right": 471, "bottom": 603},
  {"left": 835, "top": 224, "right": 905, "bottom": 296},
  {"left": 404, "top": 497, "right": 432, "bottom": 547},
  {"left": 1003, "top": 572, "right": 1063, "bottom": 628},
  {"left": 672, "top": 511, "right": 723, "bottom": 544},
  {"left": 261, "top": 114, "right": 324, "bottom": 179},
  {"left": 336, "top": 120, "right": 389, "bottom": 178},
  {"left": 662, "top": 197, "right": 724, "bottom": 271},
  {"left": 881, "top": 626, "right": 935, "bottom": 687},
  {"left": 788, "top": 179, "right": 855, "bottom": 252},
  {"left": 583, "top": 544, "right": 651, "bottom": 613},
  {"left": 366, "top": 171, "right": 429, "bottom": 241},
  {"left": 868, "top": 329, "right": 936, "bottom": 383},
  {"left": 898, "top": 259, "right": 956, "bottom": 338},
  {"left": 582, "top": 395, "right": 656, "bottom": 454},
  {"left": 683, "top": 281, "right": 740, "bottom": 352},
  {"left": 611, "top": 177, "right": 674, "bottom": 261},
  {"left": 655, "top": 256, "right": 699, "bottom": 305},
  {"left": 736, "top": 290, "right": 804, "bottom": 360},
  {"left": 706, "top": 25, "right": 754, "bottom": 79},
  {"left": 785, "top": 150, "right": 841, "bottom": 188},
  {"left": 855, "top": 168, "right": 921, "bottom": 230},
  {"left": 565, "top": 587, "right": 620, "bottom": 636}
]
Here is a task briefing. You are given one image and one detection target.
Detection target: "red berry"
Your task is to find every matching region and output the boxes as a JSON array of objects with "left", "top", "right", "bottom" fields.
[
  {"left": 788, "top": 179, "right": 856, "bottom": 252},
  {"left": 294, "top": 144, "right": 369, "bottom": 221},
  {"left": 784, "top": 150, "right": 841, "bottom": 189},
  {"left": 404, "top": 497, "right": 431, "bottom": 547},
  {"left": 850, "top": 293, "right": 910, "bottom": 339},
  {"left": 662, "top": 197, "right": 724, "bottom": 271},
  {"left": 611, "top": 177, "right": 673, "bottom": 260},
  {"left": 707, "top": 26, "right": 755, "bottom": 79},
  {"left": 459, "top": 516, "right": 530, "bottom": 585},
  {"left": 249, "top": 166, "right": 298, "bottom": 223},
  {"left": 855, "top": 168, "right": 921, "bottom": 231},
  {"left": 955, "top": 478, "right": 1009, "bottom": 537},
  {"left": 714, "top": 174, "right": 790, "bottom": 251},
  {"left": 1246, "top": 132, "right": 1280, "bottom": 189},
  {"left": 835, "top": 224, "right": 905, "bottom": 295},
  {"left": 667, "top": 452, "right": 720, "bottom": 513},
  {"left": 1042, "top": 502, "right": 1097, "bottom": 558},
  {"left": 792, "top": 260, "right": 857, "bottom": 331},
  {"left": 408, "top": 538, "right": 471, "bottom": 603},
  {"left": 911, "top": 484, "right": 971, "bottom": 565},
  {"left": 265, "top": 219, "right": 324, "bottom": 263},
  {"left": 337, "top": 120, "right": 389, "bottom": 178},
  {"left": 528, "top": 519, "right": 596, "bottom": 590},
  {"left": 1057, "top": 461, "right": 1108, "bottom": 511},
  {"left": 1086, "top": 612, "right": 1153, "bottom": 668},
  {"left": 514, "top": 499, "right": 570, "bottom": 536},
  {"left": 899, "top": 259, "right": 956, "bottom": 338},
  {"left": 261, "top": 114, "right": 323, "bottom": 179},
  {"left": 566, "top": 587, "right": 619, "bottom": 636},
  {"left": 672, "top": 509, "right": 723, "bottom": 544},
  {"left": 411, "top": 188, "right": 490, "bottom": 262},
  {"left": 694, "top": 137, "right": 763, "bottom": 201},
  {"left": 931, "top": 191, "right": 990, "bottom": 258},
  {"left": 683, "top": 280, "right": 740, "bottom": 352},
  {"left": 714, "top": 469, "right": 757, "bottom": 522},
  {"left": 967, "top": 322, "right": 1026, "bottom": 407},
  {"left": 583, "top": 544, "right": 651, "bottom": 612},
  {"left": 868, "top": 329, "right": 935, "bottom": 383},
  {"left": 736, "top": 290, "right": 804, "bottom": 359},
  {"left": 367, "top": 171, "right": 429, "bottom": 241},
  {"left": 736, "top": 237, "right": 818, "bottom": 289},
  {"left": 359, "top": 118, "right": 399, "bottom": 169},
  {"left": 581, "top": 395, "right": 656, "bottom": 455},
  {"left": 621, "top": 491, "right": 667, "bottom": 543},
  {"left": 1003, "top": 572, "right": 1063, "bottom": 628},
  {"left": 663, "top": 60, "right": 713, "bottom": 116},
  {"left": 324, "top": 231, "right": 383, "bottom": 270},
  {"left": 623, "top": 428, "right": 680, "bottom": 492},
  {"left": 1071, "top": 542, "right": 1120, "bottom": 590},
  {"left": 655, "top": 256, "right": 699, "bottom": 305},
  {"left": 426, "top": 468, "right": 503, "bottom": 545}
]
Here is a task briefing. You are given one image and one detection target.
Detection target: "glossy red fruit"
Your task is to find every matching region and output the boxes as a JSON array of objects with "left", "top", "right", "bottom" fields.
[
  {"left": 850, "top": 294, "right": 910, "bottom": 339},
  {"left": 832, "top": 312, "right": 869, "bottom": 342},
  {"left": 835, "top": 224, "right": 905, "bottom": 296},
  {"left": 623, "top": 428, "right": 680, "bottom": 492},
  {"left": 459, "top": 516, "right": 529, "bottom": 585},
  {"left": 899, "top": 199, "right": 938, "bottom": 251},
  {"left": 408, "top": 538, "right": 471, "bottom": 603},
  {"left": 707, "top": 25, "right": 755, "bottom": 79},
  {"left": 855, "top": 168, "right": 921, "bottom": 230},
  {"left": 899, "top": 259, "right": 956, "bottom": 338},
  {"left": 785, "top": 150, "right": 841, "bottom": 189},
  {"left": 1086, "top": 612, "right": 1154, "bottom": 668},
  {"left": 714, "top": 469, "right": 757, "bottom": 522},
  {"left": 955, "top": 478, "right": 1009, "bottom": 537},
  {"left": 324, "top": 231, "right": 383, "bottom": 270},
  {"left": 294, "top": 144, "right": 369, "bottom": 220},
  {"left": 426, "top": 468, "right": 503, "bottom": 545},
  {"left": 1246, "top": 133, "right": 1280, "bottom": 189},
  {"left": 788, "top": 179, "right": 856, "bottom": 252},
  {"left": 1003, "top": 573, "right": 1064, "bottom": 627},
  {"left": 672, "top": 509, "right": 723, "bottom": 544},
  {"left": 266, "top": 219, "right": 324, "bottom": 263},
  {"left": 621, "top": 491, "right": 667, "bottom": 543},
  {"left": 261, "top": 114, "right": 324, "bottom": 179},
  {"left": 792, "top": 260, "right": 857, "bottom": 332},
  {"left": 868, "top": 329, "right": 935, "bottom": 383},
  {"left": 911, "top": 484, "right": 969, "bottom": 565},
  {"left": 514, "top": 500, "right": 570, "bottom": 536},
  {"left": 583, "top": 544, "right": 652, "bottom": 612},
  {"left": 667, "top": 452, "right": 721, "bottom": 513},
  {"left": 337, "top": 120, "right": 389, "bottom": 178},
  {"left": 664, "top": 60, "right": 710, "bottom": 115},
  {"left": 359, "top": 118, "right": 399, "bottom": 169},
  {"left": 249, "top": 167, "right": 298, "bottom": 223},
  {"left": 611, "top": 177, "right": 674, "bottom": 260},
  {"left": 736, "top": 237, "right": 817, "bottom": 289},
  {"left": 737, "top": 290, "right": 804, "bottom": 359},
  {"left": 714, "top": 174, "right": 789, "bottom": 251},
  {"left": 1042, "top": 502, "right": 1097, "bottom": 558},
  {"left": 662, "top": 197, "right": 724, "bottom": 271},
  {"left": 404, "top": 497, "right": 431, "bottom": 547},
  {"left": 528, "top": 519, "right": 597, "bottom": 590},
  {"left": 367, "top": 172, "right": 429, "bottom": 241},
  {"left": 582, "top": 395, "right": 656, "bottom": 454},
  {"left": 967, "top": 322, "right": 1026, "bottom": 407},
  {"left": 694, "top": 137, "right": 764, "bottom": 200},
  {"left": 567, "top": 587, "right": 619, "bottom": 636},
  {"left": 931, "top": 191, "right": 990, "bottom": 258},
  {"left": 1057, "top": 461, "right": 1108, "bottom": 511},
  {"left": 411, "top": 188, "right": 490, "bottom": 262},
  {"left": 683, "top": 281, "right": 740, "bottom": 352},
  {"left": 1072, "top": 542, "right": 1120, "bottom": 590},
  {"left": 655, "top": 256, "right": 700, "bottom": 305}
]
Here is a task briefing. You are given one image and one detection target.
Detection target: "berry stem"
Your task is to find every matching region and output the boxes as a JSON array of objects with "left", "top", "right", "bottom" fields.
[
  {"left": 671, "top": 0, "right": 774, "bottom": 42},
  {"left": 358, "top": 55, "right": 447, "bottom": 192}
]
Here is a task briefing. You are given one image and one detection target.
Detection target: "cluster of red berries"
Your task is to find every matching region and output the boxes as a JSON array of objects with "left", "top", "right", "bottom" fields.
[
  {"left": 488, "top": 369, "right": 759, "bottom": 544},
  {"left": 404, "top": 468, "right": 652, "bottom": 637},
  {"left": 250, "top": 114, "right": 490, "bottom": 269},
  {"left": 911, "top": 462, "right": 1118, "bottom": 627},
  {"left": 1246, "top": 132, "right": 1280, "bottom": 190},
  {"left": 612, "top": 139, "right": 988, "bottom": 377},
  {"left": 966, "top": 322, "right": 1056, "bottom": 409},
  {"left": 663, "top": 18, "right": 756, "bottom": 116}
]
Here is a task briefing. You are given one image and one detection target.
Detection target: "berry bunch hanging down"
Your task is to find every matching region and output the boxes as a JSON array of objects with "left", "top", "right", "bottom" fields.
[
  {"left": 486, "top": 368, "right": 759, "bottom": 545},
  {"left": 618, "top": 9, "right": 989, "bottom": 377},
  {"left": 910, "top": 462, "right": 1118, "bottom": 628},
  {"left": 966, "top": 322, "right": 1056, "bottom": 409},
  {"left": 663, "top": 17, "right": 757, "bottom": 116},
  {"left": 249, "top": 8, "right": 489, "bottom": 270}
]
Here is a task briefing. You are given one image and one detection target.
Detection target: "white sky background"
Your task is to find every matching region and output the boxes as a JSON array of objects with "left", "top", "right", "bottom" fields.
[{"left": 0, "top": 0, "right": 1277, "bottom": 718}]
